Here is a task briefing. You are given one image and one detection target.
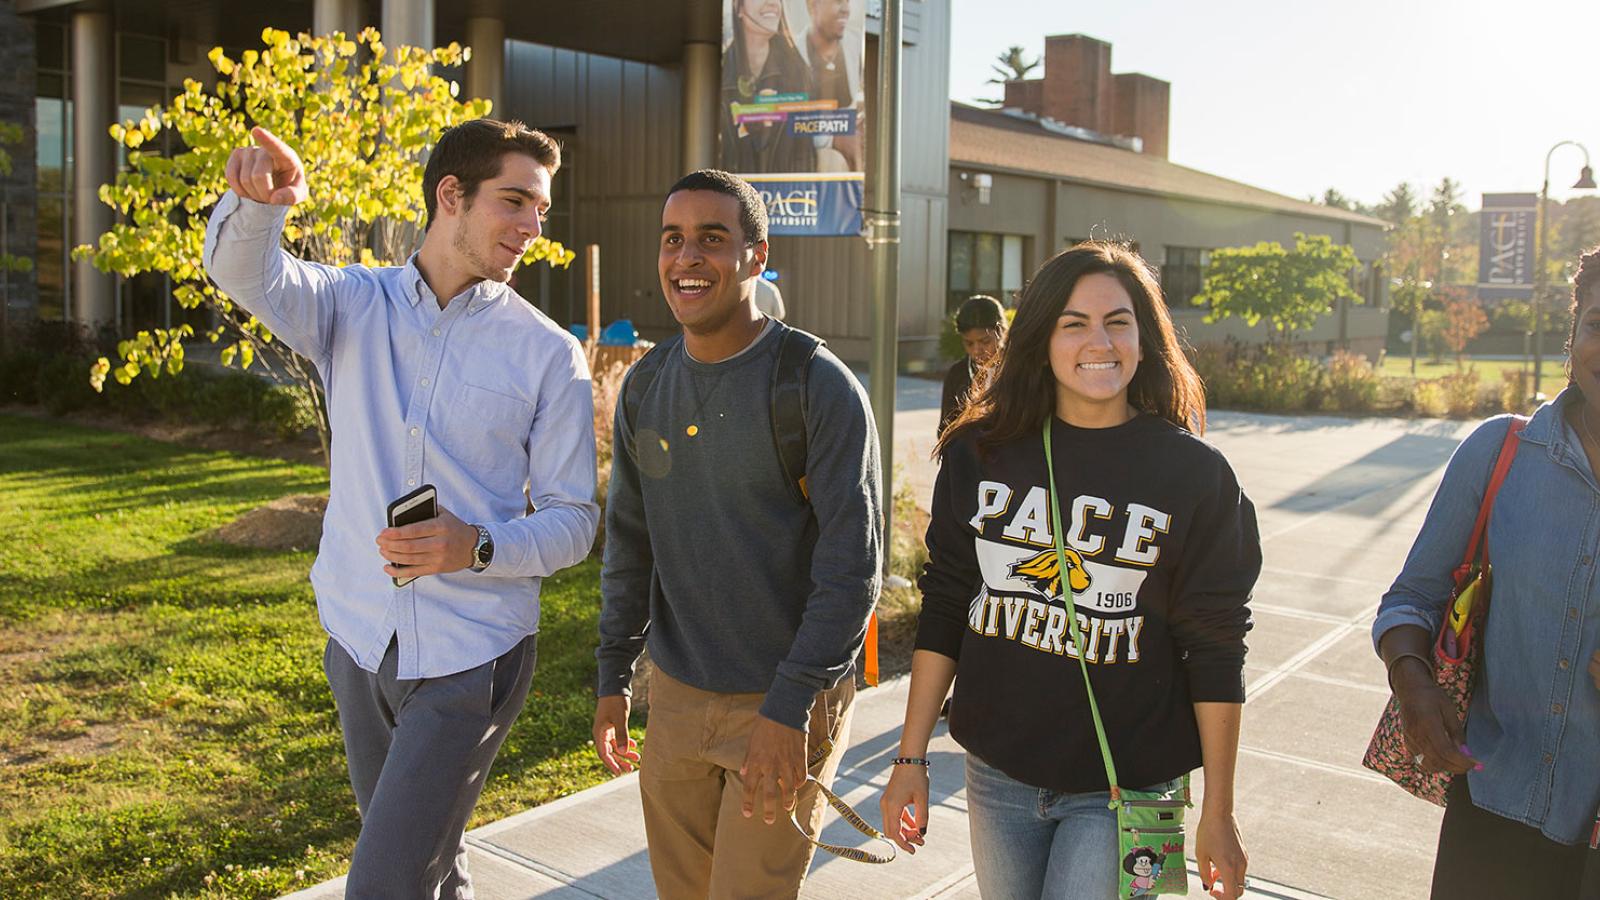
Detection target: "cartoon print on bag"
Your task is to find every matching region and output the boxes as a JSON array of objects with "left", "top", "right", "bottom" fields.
[{"left": 1123, "top": 846, "right": 1162, "bottom": 896}]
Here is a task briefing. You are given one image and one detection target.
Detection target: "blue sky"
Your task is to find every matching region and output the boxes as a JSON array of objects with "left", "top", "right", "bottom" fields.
[{"left": 947, "top": 0, "right": 1598, "bottom": 210}]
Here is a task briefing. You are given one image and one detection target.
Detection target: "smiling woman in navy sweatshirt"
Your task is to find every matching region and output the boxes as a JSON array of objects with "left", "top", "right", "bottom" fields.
[{"left": 879, "top": 242, "right": 1262, "bottom": 900}]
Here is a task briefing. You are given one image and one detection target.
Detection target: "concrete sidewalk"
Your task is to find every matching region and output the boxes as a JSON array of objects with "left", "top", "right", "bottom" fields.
[
  {"left": 288, "top": 383, "right": 1476, "bottom": 899},
  {"left": 284, "top": 672, "right": 1330, "bottom": 900}
]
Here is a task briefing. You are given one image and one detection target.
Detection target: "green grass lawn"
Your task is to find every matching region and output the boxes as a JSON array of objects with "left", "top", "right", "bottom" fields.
[
  {"left": 1377, "top": 354, "right": 1564, "bottom": 396},
  {"left": 0, "top": 414, "right": 618, "bottom": 898}
]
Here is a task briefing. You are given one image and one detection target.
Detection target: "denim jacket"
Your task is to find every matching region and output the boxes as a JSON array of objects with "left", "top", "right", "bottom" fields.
[{"left": 1374, "top": 387, "right": 1600, "bottom": 845}]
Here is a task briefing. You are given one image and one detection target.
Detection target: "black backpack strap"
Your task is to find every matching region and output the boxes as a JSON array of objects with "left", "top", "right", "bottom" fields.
[
  {"left": 771, "top": 326, "right": 824, "bottom": 505},
  {"left": 620, "top": 333, "right": 684, "bottom": 459}
]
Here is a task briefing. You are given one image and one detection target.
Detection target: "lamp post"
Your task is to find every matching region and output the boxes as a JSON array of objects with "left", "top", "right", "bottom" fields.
[{"left": 1532, "top": 141, "right": 1597, "bottom": 399}]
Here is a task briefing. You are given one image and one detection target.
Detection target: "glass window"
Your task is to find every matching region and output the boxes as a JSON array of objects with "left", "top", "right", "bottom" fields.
[
  {"left": 36, "top": 97, "right": 65, "bottom": 192},
  {"left": 948, "top": 233, "right": 973, "bottom": 293},
  {"left": 950, "top": 231, "right": 1026, "bottom": 311},
  {"left": 1161, "top": 245, "right": 1207, "bottom": 308},
  {"left": 36, "top": 195, "right": 66, "bottom": 321},
  {"left": 1002, "top": 235, "right": 1023, "bottom": 292},
  {"left": 36, "top": 22, "right": 65, "bottom": 72},
  {"left": 120, "top": 34, "right": 166, "bottom": 83},
  {"left": 122, "top": 272, "right": 172, "bottom": 331},
  {"left": 974, "top": 233, "right": 1000, "bottom": 293}
]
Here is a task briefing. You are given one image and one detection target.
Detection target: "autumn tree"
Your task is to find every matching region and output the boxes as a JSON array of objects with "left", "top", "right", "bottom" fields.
[
  {"left": 1440, "top": 294, "right": 1490, "bottom": 371},
  {"left": 1192, "top": 233, "right": 1361, "bottom": 344},
  {"left": 75, "top": 27, "right": 573, "bottom": 459}
]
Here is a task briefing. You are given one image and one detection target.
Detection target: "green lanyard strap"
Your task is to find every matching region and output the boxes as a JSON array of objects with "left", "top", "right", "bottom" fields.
[{"left": 1043, "top": 417, "right": 1124, "bottom": 804}]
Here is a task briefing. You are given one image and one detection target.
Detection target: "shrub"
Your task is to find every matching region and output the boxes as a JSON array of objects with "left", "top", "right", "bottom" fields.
[
  {"left": 1499, "top": 369, "right": 1534, "bottom": 416},
  {"left": 259, "top": 384, "right": 321, "bottom": 440},
  {"left": 1190, "top": 340, "right": 1325, "bottom": 412},
  {"left": 1, "top": 323, "right": 317, "bottom": 441},
  {"left": 1440, "top": 371, "right": 1482, "bottom": 418},
  {"left": 1410, "top": 379, "right": 1447, "bottom": 417},
  {"left": 586, "top": 346, "right": 631, "bottom": 551},
  {"left": 37, "top": 352, "right": 105, "bottom": 415},
  {"left": 1323, "top": 351, "right": 1380, "bottom": 413},
  {"left": 0, "top": 345, "right": 47, "bottom": 405}
]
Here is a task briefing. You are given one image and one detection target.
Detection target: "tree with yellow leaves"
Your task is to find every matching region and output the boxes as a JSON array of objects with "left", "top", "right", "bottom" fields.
[{"left": 75, "top": 27, "right": 574, "bottom": 459}]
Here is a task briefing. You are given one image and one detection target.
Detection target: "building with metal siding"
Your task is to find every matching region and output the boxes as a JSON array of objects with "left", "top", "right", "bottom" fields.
[
  {"left": 6, "top": 6, "right": 1387, "bottom": 365},
  {"left": 7, "top": 0, "right": 953, "bottom": 367},
  {"left": 501, "top": 1, "right": 952, "bottom": 365},
  {"left": 948, "top": 35, "right": 1391, "bottom": 360}
]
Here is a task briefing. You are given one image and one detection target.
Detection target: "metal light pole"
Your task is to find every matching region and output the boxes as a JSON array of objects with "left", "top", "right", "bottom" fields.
[
  {"left": 865, "top": 0, "right": 902, "bottom": 571},
  {"left": 1531, "top": 140, "right": 1596, "bottom": 399}
]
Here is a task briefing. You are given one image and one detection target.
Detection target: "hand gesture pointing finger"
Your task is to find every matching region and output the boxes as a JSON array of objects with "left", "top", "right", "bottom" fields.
[{"left": 224, "top": 126, "right": 308, "bottom": 206}]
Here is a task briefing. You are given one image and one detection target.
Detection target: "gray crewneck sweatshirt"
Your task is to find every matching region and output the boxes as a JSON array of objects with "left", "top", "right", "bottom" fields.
[{"left": 596, "top": 322, "right": 883, "bottom": 729}]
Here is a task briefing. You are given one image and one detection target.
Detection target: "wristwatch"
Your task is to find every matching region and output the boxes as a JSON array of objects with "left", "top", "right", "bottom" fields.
[{"left": 469, "top": 524, "right": 494, "bottom": 572}]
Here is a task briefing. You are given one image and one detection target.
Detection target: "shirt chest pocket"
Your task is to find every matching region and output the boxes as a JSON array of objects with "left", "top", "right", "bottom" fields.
[{"left": 433, "top": 382, "right": 534, "bottom": 483}]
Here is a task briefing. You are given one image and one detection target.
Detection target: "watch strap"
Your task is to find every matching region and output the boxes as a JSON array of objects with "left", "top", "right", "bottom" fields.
[{"left": 470, "top": 524, "right": 493, "bottom": 571}]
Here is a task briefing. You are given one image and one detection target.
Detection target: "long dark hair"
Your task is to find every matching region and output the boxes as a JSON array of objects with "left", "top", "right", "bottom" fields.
[
  {"left": 719, "top": 0, "right": 816, "bottom": 172},
  {"left": 936, "top": 241, "right": 1206, "bottom": 459},
  {"left": 1565, "top": 247, "right": 1600, "bottom": 385}
]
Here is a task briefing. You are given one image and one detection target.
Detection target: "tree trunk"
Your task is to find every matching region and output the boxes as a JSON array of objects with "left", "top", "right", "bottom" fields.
[{"left": 1409, "top": 305, "right": 1419, "bottom": 376}]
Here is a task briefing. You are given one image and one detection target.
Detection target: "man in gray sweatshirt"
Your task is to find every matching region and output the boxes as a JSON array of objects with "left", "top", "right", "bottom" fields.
[{"left": 592, "top": 169, "right": 882, "bottom": 899}]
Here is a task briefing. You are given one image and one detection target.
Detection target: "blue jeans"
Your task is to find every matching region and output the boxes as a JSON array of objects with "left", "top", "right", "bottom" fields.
[{"left": 965, "top": 753, "right": 1181, "bottom": 899}]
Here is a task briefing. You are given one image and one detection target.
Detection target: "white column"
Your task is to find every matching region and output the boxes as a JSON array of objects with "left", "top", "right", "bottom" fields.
[
  {"left": 464, "top": 16, "right": 504, "bottom": 114},
  {"left": 313, "top": 0, "right": 363, "bottom": 38},
  {"left": 71, "top": 7, "right": 116, "bottom": 328},
  {"left": 382, "top": 0, "right": 434, "bottom": 53},
  {"left": 681, "top": 0, "right": 720, "bottom": 172}
]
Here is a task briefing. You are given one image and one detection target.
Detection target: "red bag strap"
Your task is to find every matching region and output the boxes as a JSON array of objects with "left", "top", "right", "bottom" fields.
[{"left": 1460, "top": 417, "right": 1526, "bottom": 569}]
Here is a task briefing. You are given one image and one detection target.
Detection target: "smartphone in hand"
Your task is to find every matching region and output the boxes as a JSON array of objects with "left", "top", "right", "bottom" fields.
[{"left": 386, "top": 484, "right": 438, "bottom": 588}]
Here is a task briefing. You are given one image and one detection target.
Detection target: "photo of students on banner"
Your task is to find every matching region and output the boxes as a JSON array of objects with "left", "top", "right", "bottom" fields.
[{"left": 719, "top": 0, "right": 866, "bottom": 236}]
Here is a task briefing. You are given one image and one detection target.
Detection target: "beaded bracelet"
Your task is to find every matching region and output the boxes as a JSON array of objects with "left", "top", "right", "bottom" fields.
[{"left": 891, "top": 756, "right": 930, "bottom": 768}]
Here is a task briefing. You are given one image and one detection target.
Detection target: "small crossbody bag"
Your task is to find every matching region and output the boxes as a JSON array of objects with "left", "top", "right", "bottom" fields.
[{"left": 1044, "top": 419, "right": 1191, "bottom": 898}]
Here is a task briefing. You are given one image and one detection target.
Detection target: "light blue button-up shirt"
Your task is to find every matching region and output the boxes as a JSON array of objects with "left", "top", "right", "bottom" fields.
[
  {"left": 203, "top": 192, "right": 599, "bottom": 679},
  {"left": 1375, "top": 389, "right": 1600, "bottom": 844}
]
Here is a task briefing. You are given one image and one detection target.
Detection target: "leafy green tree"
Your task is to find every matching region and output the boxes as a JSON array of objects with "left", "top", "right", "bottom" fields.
[
  {"left": 1417, "top": 308, "right": 1447, "bottom": 363},
  {"left": 0, "top": 122, "right": 33, "bottom": 280},
  {"left": 1547, "top": 195, "right": 1600, "bottom": 287},
  {"left": 1317, "top": 187, "right": 1353, "bottom": 211},
  {"left": 74, "top": 27, "right": 574, "bottom": 459},
  {"left": 0, "top": 123, "right": 35, "bottom": 351},
  {"left": 1381, "top": 178, "right": 1476, "bottom": 375},
  {"left": 1375, "top": 182, "right": 1419, "bottom": 226},
  {"left": 1193, "top": 233, "right": 1361, "bottom": 344}
]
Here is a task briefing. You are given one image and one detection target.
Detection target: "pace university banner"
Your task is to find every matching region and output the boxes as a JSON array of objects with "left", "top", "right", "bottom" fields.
[
  {"left": 719, "top": 0, "right": 865, "bottom": 236},
  {"left": 1477, "top": 193, "right": 1537, "bottom": 301}
]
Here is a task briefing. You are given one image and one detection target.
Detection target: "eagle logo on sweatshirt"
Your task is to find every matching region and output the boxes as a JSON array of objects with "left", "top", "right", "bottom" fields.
[{"left": 1008, "top": 546, "right": 1092, "bottom": 602}]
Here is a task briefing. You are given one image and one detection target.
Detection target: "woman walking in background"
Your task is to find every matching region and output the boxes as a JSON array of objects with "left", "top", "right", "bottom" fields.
[
  {"left": 1375, "top": 248, "right": 1600, "bottom": 898},
  {"left": 881, "top": 242, "right": 1259, "bottom": 899}
]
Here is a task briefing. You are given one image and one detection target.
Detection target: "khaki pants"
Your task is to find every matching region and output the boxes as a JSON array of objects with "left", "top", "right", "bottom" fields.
[{"left": 639, "top": 668, "right": 856, "bottom": 900}]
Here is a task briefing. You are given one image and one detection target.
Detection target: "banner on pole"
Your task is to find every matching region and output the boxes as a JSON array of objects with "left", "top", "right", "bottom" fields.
[
  {"left": 720, "top": 0, "right": 865, "bottom": 237},
  {"left": 1477, "top": 193, "right": 1537, "bottom": 300}
]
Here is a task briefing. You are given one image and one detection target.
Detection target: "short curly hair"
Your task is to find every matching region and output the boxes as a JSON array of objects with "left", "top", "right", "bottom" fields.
[
  {"left": 1563, "top": 247, "right": 1600, "bottom": 383},
  {"left": 666, "top": 169, "right": 768, "bottom": 244}
]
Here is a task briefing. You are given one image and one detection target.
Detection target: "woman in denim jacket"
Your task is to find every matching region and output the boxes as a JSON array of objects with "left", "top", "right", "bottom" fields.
[{"left": 1375, "top": 248, "right": 1600, "bottom": 898}]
